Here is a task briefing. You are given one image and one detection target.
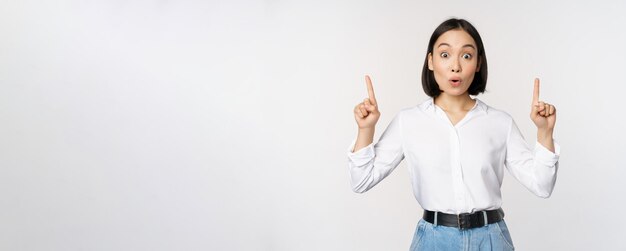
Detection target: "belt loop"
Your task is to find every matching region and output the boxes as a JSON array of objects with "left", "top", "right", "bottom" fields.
[
  {"left": 482, "top": 211, "right": 488, "bottom": 226},
  {"left": 434, "top": 211, "right": 438, "bottom": 226}
]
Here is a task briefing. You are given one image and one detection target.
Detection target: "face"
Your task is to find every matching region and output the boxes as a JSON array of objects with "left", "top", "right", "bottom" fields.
[{"left": 428, "top": 29, "right": 480, "bottom": 97}]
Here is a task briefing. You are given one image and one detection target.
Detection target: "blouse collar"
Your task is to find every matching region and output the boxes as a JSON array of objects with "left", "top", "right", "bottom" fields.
[{"left": 420, "top": 97, "right": 489, "bottom": 115}]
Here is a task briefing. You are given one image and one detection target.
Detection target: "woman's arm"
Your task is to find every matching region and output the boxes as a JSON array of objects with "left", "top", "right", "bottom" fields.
[
  {"left": 537, "top": 129, "right": 555, "bottom": 153},
  {"left": 352, "top": 128, "right": 375, "bottom": 153},
  {"left": 504, "top": 78, "right": 560, "bottom": 198},
  {"left": 505, "top": 118, "right": 560, "bottom": 198},
  {"left": 347, "top": 113, "right": 405, "bottom": 193},
  {"left": 348, "top": 75, "right": 404, "bottom": 193},
  {"left": 352, "top": 75, "right": 380, "bottom": 152},
  {"left": 531, "top": 78, "right": 557, "bottom": 153}
]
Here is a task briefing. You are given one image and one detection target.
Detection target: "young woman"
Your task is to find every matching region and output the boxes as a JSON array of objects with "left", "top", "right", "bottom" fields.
[{"left": 347, "top": 18, "right": 559, "bottom": 250}]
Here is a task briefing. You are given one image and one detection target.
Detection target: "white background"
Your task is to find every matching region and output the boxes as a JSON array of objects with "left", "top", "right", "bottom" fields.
[{"left": 1, "top": 0, "right": 625, "bottom": 250}]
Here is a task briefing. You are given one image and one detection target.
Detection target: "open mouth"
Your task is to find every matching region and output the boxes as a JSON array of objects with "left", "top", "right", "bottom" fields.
[{"left": 449, "top": 77, "right": 462, "bottom": 86}]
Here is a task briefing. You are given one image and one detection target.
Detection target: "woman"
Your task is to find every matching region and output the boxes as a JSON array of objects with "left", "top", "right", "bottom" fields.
[{"left": 347, "top": 18, "right": 559, "bottom": 250}]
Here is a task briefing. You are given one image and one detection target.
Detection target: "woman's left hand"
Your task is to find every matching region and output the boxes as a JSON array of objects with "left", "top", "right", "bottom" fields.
[{"left": 530, "top": 78, "right": 556, "bottom": 131}]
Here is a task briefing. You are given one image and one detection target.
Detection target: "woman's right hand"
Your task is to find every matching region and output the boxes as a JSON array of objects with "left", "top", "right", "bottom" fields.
[{"left": 354, "top": 75, "right": 381, "bottom": 129}]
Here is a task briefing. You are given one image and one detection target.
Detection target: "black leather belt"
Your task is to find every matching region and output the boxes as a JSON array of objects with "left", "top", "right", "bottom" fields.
[{"left": 422, "top": 208, "right": 505, "bottom": 230}]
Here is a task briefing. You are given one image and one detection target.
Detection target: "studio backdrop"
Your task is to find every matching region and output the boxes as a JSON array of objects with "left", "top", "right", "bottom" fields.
[{"left": 1, "top": 0, "right": 625, "bottom": 250}]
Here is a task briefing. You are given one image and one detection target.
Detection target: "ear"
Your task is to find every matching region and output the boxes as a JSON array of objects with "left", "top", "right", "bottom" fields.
[
  {"left": 428, "top": 53, "right": 433, "bottom": 71},
  {"left": 476, "top": 57, "right": 481, "bottom": 72}
]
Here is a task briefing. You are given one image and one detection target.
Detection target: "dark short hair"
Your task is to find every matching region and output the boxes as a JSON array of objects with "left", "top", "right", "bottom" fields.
[{"left": 421, "top": 18, "right": 488, "bottom": 98}]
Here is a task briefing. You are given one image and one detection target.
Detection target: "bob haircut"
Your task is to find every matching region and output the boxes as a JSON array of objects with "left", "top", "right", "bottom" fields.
[{"left": 421, "top": 18, "right": 488, "bottom": 98}]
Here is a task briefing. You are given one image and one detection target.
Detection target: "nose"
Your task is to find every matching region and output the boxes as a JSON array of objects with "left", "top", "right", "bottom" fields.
[{"left": 451, "top": 58, "right": 461, "bottom": 73}]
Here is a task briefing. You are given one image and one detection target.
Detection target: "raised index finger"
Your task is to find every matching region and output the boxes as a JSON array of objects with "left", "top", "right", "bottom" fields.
[
  {"left": 532, "top": 78, "right": 540, "bottom": 105},
  {"left": 365, "top": 75, "right": 377, "bottom": 105}
]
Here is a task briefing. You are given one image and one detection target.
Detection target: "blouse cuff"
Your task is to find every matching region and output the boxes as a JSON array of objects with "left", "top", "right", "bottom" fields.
[
  {"left": 347, "top": 139, "right": 376, "bottom": 166},
  {"left": 534, "top": 140, "right": 560, "bottom": 166}
]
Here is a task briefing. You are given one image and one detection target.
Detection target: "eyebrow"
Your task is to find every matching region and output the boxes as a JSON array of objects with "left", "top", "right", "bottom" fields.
[{"left": 437, "top": 43, "right": 476, "bottom": 50}]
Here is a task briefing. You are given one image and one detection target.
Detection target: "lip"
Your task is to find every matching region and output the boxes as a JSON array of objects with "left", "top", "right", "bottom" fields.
[{"left": 449, "top": 77, "right": 462, "bottom": 87}]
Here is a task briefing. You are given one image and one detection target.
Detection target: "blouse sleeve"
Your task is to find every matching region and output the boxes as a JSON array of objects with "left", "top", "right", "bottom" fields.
[
  {"left": 504, "top": 117, "right": 561, "bottom": 198},
  {"left": 346, "top": 112, "right": 405, "bottom": 193}
]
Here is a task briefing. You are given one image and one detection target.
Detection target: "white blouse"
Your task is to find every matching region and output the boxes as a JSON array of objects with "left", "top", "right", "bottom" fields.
[{"left": 347, "top": 98, "right": 560, "bottom": 214}]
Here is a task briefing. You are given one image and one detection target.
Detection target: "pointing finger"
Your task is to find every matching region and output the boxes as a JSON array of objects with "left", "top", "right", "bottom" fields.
[
  {"left": 532, "top": 78, "right": 540, "bottom": 106},
  {"left": 365, "top": 75, "right": 377, "bottom": 105}
]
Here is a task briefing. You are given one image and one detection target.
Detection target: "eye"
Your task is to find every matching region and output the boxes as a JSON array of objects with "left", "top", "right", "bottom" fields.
[
  {"left": 462, "top": 53, "right": 472, "bottom": 59},
  {"left": 440, "top": 52, "right": 449, "bottom": 58}
]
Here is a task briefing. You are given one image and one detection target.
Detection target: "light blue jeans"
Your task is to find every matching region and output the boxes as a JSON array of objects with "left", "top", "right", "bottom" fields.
[{"left": 410, "top": 218, "right": 515, "bottom": 250}]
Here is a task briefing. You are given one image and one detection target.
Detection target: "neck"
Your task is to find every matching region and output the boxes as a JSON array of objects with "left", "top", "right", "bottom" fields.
[{"left": 434, "top": 93, "right": 475, "bottom": 112}]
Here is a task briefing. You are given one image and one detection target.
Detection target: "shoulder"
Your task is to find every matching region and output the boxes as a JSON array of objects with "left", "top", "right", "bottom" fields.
[
  {"left": 394, "top": 99, "right": 431, "bottom": 119},
  {"left": 476, "top": 98, "right": 514, "bottom": 121}
]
